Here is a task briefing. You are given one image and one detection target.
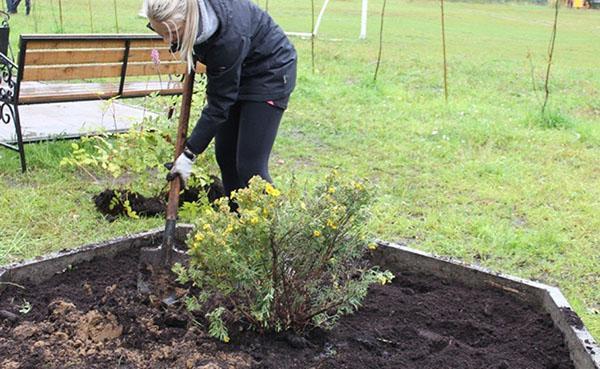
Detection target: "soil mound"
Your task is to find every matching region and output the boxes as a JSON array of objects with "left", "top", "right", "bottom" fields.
[{"left": 93, "top": 176, "right": 226, "bottom": 221}]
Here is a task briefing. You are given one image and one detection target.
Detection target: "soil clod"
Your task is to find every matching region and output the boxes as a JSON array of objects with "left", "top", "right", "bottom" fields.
[
  {"left": 560, "top": 307, "right": 584, "bottom": 330},
  {"left": 93, "top": 175, "right": 226, "bottom": 220}
]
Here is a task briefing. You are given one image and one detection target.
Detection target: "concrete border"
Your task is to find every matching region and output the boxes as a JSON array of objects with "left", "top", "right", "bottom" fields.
[
  {"left": 0, "top": 230, "right": 597, "bottom": 368},
  {"left": 0, "top": 225, "right": 193, "bottom": 288}
]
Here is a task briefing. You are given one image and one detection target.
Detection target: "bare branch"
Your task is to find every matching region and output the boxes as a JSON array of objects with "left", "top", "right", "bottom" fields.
[
  {"left": 374, "top": 0, "right": 388, "bottom": 82},
  {"left": 542, "top": 0, "right": 560, "bottom": 115}
]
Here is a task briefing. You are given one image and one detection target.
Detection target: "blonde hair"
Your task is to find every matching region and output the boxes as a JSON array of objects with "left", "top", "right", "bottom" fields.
[{"left": 145, "top": 0, "right": 199, "bottom": 71}]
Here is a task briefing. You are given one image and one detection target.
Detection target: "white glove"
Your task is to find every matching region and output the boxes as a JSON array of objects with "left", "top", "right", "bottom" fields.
[{"left": 166, "top": 147, "right": 196, "bottom": 186}]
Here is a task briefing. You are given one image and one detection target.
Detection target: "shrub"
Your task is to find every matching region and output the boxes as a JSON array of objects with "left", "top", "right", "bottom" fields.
[
  {"left": 60, "top": 105, "right": 213, "bottom": 218},
  {"left": 62, "top": 116, "right": 211, "bottom": 193},
  {"left": 175, "top": 173, "right": 394, "bottom": 342}
]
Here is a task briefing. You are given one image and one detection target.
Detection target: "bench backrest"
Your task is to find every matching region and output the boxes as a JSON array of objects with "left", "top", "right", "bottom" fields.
[{"left": 18, "top": 34, "right": 187, "bottom": 83}]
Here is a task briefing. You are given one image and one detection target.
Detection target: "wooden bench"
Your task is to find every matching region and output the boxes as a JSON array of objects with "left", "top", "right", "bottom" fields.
[{"left": 0, "top": 34, "right": 204, "bottom": 172}]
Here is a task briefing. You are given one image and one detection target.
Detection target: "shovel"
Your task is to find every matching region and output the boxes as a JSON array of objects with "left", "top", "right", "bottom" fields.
[{"left": 138, "top": 70, "right": 196, "bottom": 295}]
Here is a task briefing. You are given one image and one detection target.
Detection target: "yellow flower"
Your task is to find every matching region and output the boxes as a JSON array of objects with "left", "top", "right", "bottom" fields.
[
  {"left": 223, "top": 336, "right": 230, "bottom": 343},
  {"left": 203, "top": 224, "right": 212, "bottom": 231},
  {"left": 194, "top": 233, "right": 205, "bottom": 242},
  {"left": 265, "top": 183, "right": 281, "bottom": 197},
  {"left": 223, "top": 224, "right": 234, "bottom": 235},
  {"left": 326, "top": 219, "right": 338, "bottom": 230},
  {"left": 377, "top": 274, "right": 392, "bottom": 285},
  {"left": 368, "top": 242, "right": 378, "bottom": 250},
  {"left": 250, "top": 216, "right": 259, "bottom": 225},
  {"left": 190, "top": 246, "right": 202, "bottom": 258},
  {"left": 300, "top": 201, "right": 307, "bottom": 210},
  {"left": 328, "top": 186, "right": 336, "bottom": 194},
  {"left": 313, "top": 230, "right": 322, "bottom": 238},
  {"left": 353, "top": 181, "right": 365, "bottom": 191}
]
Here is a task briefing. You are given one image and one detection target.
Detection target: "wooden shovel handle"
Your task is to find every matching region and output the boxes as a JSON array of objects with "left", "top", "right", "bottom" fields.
[{"left": 166, "top": 70, "right": 196, "bottom": 221}]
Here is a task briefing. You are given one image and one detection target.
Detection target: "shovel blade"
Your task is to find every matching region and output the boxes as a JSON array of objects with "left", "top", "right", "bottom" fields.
[
  {"left": 139, "top": 243, "right": 189, "bottom": 268},
  {"left": 137, "top": 240, "right": 189, "bottom": 295}
]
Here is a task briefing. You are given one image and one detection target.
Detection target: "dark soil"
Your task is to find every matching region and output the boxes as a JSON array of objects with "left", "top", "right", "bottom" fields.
[
  {"left": 93, "top": 176, "right": 225, "bottom": 221},
  {"left": 560, "top": 307, "right": 584, "bottom": 330},
  {"left": 93, "top": 190, "right": 166, "bottom": 219},
  {"left": 0, "top": 250, "right": 575, "bottom": 369}
]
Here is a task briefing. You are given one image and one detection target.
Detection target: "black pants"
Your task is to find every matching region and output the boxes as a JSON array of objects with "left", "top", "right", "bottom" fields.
[
  {"left": 7, "top": 0, "right": 31, "bottom": 13},
  {"left": 215, "top": 100, "right": 284, "bottom": 196}
]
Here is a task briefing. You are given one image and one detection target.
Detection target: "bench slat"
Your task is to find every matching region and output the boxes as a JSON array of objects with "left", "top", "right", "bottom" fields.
[
  {"left": 17, "top": 81, "right": 183, "bottom": 104},
  {"left": 22, "top": 61, "right": 187, "bottom": 81},
  {"left": 24, "top": 48, "right": 179, "bottom": 66},
  {"left": 25, "top": 38, "right": 169, "bottom": 51},
  {"left": 129, "top": 39, "right": 171, "bottom": 49},
  {"left": 127, "top": 62, "right": 187, "bottom": 77},
  {"left": 128, "top": 61, "right": 205, "bottom": 75},
  {"left": 25, "top": 39, "right": 127, "bottom": 50},
  {"left": 128, "top": 48, "right": 180, "bottom": 63},
  {"left": 25, "top": 49, "right": 125, "bottom": 65}
]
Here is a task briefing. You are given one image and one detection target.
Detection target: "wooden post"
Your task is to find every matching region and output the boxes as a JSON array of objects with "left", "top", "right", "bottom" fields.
[
  {"left": 88, "top": 0, "right": 95, "bottom": 33},
  {"left": 374, "top": 0, "right": 387, "bottom": 81},
  {"left": 32, "top": 0, "right": 39, "bottom": 32},
  {"left": 58, "top": 0, "right": 64, "bottom": 33},
  {"left": 113, "top": 0, "right": 120, "bottom": 33},
  {"left": 542, "top": 0, "right": 560, "bottom": 115},
  {"left": 311, "top": 0, "right": 316, "bottom": 73},
  {"left": 440, "top": 0, "right": 449, "bottom": 102}
]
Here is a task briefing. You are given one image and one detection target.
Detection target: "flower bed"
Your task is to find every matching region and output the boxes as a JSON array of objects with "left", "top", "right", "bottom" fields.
[{"left": 0, "top": 239, "right": 588, "bottom": 369}]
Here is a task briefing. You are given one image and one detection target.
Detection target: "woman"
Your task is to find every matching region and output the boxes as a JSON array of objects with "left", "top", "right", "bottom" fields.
[{"left": 145, "top": 0, "right": 297, "bottom": 197}]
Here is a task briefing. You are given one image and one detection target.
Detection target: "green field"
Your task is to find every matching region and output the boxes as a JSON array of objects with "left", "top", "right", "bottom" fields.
[{"left": 0, "top": 0, "right": 598, "bottom": 337}]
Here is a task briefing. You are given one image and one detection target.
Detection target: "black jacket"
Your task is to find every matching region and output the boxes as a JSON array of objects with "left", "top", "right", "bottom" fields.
[{"left": 186, "top": 0, "right": 297, "bottom": 155}]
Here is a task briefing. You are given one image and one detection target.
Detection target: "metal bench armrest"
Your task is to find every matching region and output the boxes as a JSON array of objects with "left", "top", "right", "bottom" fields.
[{"left": 0, "top": 51, "right": 18, "bottom": 104}]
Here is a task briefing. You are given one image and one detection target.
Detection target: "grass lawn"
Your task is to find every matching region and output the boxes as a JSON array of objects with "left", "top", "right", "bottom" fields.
[{"left": 0, "top": 0, "right": 598, "bottom": 337}]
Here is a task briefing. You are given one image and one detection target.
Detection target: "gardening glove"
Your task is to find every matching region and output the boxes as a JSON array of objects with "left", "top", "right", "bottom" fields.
[{"left": 165, "top": 146, "right": 196, "bottom": 187}]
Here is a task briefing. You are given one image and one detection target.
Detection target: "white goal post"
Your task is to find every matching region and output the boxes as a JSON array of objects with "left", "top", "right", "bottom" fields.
[
  {"left": 285, "top": 0, "right": 370, "bottom": 40},
  {"left": 139, "top": 0, "right": 370, "bottom": 40},
  {"left": 360, "top": 0, "right": 368, "bottom": 39}
]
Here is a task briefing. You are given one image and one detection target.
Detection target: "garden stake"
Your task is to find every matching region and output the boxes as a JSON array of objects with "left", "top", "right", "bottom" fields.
[
  {"left": 374, "top": 0, "right": 388, "bottom": 82},
  {"left": 58, "top": 0, "right": 64, "bottom": 33},
  {"left": 138, "top": 70, "right": 196, "bottom": 295},
  {"left": 542, "top": 0, "right": 560, "bottom": 116},
  {"left": 113, "top": 0, "right": 120, "bottom": 33},
  {"left": 440, "top": 0, "right": 448, "bottom": 102},
  {"left": 87, "top": 0, "right": 94, "bottom": 33}
]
